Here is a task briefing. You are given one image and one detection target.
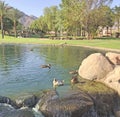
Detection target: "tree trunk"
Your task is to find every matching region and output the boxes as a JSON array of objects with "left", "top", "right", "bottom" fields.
[
  {"left": 14, "top": 20, "right": 17, "bottom": 38},
  {"left": 117, "top": 19, "right": 120, "bottom": 32},
  {"left": 106, "top": 26, "right": 109, "bottom": 36},
  {"left": 1, "top": 16, "right": 4, "bottom": 39}
]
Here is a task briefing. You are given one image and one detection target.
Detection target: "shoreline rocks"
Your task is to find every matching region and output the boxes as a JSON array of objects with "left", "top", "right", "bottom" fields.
[
  {"left": 15, "top": 94, "right": 38, "bottom": 108},
  {"left": 78, "top": 52, "right": 120, "bottom": 95},
  {"left": 0, "top": 87, "right": 120, "bottom": 117},
  {"left": 0, "top": 103, "right": 35, "bottom": 117}
]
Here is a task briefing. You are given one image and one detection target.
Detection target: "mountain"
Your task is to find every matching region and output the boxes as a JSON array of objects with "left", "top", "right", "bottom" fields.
[
  {"left": 8, "top": 6, "right": 38, "bottom": 28},
  {"left": 18, "top": 12, "right": 38, "bottom": 28}
]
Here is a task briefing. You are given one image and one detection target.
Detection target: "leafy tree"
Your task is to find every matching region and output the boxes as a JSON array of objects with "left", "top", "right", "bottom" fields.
[
  {"left": 61, "top": 0, "right": 85, "bottom": 36},
  {"left": 3, "top": 17, "right": 13, "bottom": 35},
  {"left": 30, "top": 18, "right": 43, "bottom": 33},
  {"left": 43, "top": 6, "right": 58, "bottom": 36},
  {"left": 60, "top": 0, "right": 113, "bottom": 39}
]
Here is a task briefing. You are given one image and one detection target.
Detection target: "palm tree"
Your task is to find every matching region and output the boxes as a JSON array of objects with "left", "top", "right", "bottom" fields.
[
  {"left": 9, "top": 8, "right": 22, "bottom": 38},
  {"left": 0, "top": 1, "right": 8, "bottom": 39}
]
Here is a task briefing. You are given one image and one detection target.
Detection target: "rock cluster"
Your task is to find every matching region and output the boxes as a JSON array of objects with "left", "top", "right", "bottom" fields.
[
  {"left": 78, "top": 52, "right": 120, "bottom": 94},
  {"left": 36, "top": 90, "right": 120, "bottom": 117},
  {"left": 0, "top": 88, "right": 120, "bottom": 117}
]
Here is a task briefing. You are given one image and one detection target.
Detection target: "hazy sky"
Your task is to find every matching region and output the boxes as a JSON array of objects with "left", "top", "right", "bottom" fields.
[{"left": 4, "top": 0, "right": 120, "bottom": 17}]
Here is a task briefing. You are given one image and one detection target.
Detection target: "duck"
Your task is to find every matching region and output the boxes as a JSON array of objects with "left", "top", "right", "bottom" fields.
[
  {"left": 71, "top": 76, "right": 79, "bottom": 84},
  {"left": 53, "top": 78, "right": 64, "bottom": 87},
  {"left": 69, "top": 70, "right": 78, "bottom": 75},
  {"left": 41, "top": 64, "right": 51, "bottom": 69}
]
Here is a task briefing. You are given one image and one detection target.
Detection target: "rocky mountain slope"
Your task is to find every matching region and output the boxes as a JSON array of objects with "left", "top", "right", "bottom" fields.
[
  {"left": 19, "top": 12, "right": 37, "bottom": 28},
  {"left": 10, "top": 7, "right": 38, "bottom": 28}
]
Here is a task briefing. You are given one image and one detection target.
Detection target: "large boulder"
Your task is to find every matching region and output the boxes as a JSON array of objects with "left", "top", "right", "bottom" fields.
[
  {"left": 37, "top": 90, "right": 94, "bottom": 117},
  {"left": 106, "top": 52, "right": 120, "bottom": 65},
  {"left": 78, "top": 53, "right": 113, "bottom": 80},
  {"left": 103, "top": 66, "right": 120, "bottom": 94},
  {"left": 36, "top": 90, "right": 119, "bottom": 117},
  {"left": 15, "top": 94, "right": 38, "bottom": 108}
]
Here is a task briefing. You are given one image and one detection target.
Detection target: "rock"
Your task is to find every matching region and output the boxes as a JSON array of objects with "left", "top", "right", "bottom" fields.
[
  {"left": 106, "top": 52, "right": 120, "bottom": 65},
  {"left": 0, "top": 103, "right": 35, "bottom": 117},
  {"left": 15, "top": 94, "right": 38, "bottom": 108},
  {"left": 78, "top": 53, "right": 113, "bottom": 80},
  {"left": 0, "top": 96, "right": 18, "bottom": 109},
  {"left": 115, "top": 111, "right": 120, "bottom": 117},
  {"left": 36, "top": 90, "right": 119, "bottom": 117},
  {"left": 37, "top": 90, "right": 93, "bottom": 117},
  {"left": 103, "top": 66, "right": 120, "bottom": 94},
  {"left": 36, "top": 90, "right": 59, "bottom": 111}
]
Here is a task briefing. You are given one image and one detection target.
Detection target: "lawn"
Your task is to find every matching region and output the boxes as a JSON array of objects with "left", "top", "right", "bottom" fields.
[{"left": 0, "top": 35, "right": 120, "bottom": 51}]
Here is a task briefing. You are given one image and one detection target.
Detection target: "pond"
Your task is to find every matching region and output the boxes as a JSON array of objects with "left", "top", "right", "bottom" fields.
[{"left": 0, "top": 44, "right": 105, "bottom": 98}]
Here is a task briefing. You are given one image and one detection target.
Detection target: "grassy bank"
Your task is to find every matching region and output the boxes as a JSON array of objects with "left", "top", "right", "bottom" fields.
[{"left": 0, "top": 35, "right": 120, "bottom": 51}]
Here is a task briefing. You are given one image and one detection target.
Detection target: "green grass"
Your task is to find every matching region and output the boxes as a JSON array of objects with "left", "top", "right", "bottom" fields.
[{"left": 0, "top": 35, "right": 120, "bottom": 50}]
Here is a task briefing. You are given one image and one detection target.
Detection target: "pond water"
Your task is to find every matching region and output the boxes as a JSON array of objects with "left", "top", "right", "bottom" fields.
[{"left": 0, "top": 44, "right": 105, "bottom": 98}]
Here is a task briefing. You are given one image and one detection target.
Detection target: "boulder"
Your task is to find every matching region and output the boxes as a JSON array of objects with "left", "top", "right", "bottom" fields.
[
  {"left": 103, "top": 66, "right": 120, "bottom": 94},
  {"left": 37, "top": 90, "right": 93, "bottom": 117},
  {"left": 115, "top": 111, "right": 120, "bottom": 117},
  {"left": 36, "top": 90, "right": 119, "bottom": 117},
  {"left": 0, "top": 96, "right": 18, "bottom": 109},
  {"left": 78, "top": 53, "right": 113, "bottom": 80},
  {"left": 15, "top": 94, "right": 38, "bottom": 108},
  {"left": 106, "top": 52, "right": 120, "bottom": 65},
  {"left": 0, "top": 103, "right": 35, "bottom": 117}
]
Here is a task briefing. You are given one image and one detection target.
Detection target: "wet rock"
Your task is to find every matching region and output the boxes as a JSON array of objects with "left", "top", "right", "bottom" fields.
[
  {"left": 37, "top": 90, "right": 93, "bottom": 117},
  {"left": 0, "top": 103, "right": 35, "bottom": 117},
  {"left": 78, "top": 53, "right": 113, "bottom": 80},
  {"left": 15, "top": 94, "right": 38, "bottom": 108},
  {"left": 36, "top": 90, "right": 120, "bottom": 117},
  {"left": 36, "top": 90, "right": 59, "bottom": 111},
  {"left": 0, "top": 96, "right": 18, "bottom": 109}
]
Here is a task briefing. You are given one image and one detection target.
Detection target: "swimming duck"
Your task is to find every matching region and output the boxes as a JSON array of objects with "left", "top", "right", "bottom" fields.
[
  {"left": 41, "top": 64, "right": 51, "bottom": 69},
  {"left": 53, "top": 78, "right": 64, "bottom": 86},
  {"left": 71, "top": 76, "right": 79, "bottom": 84}
]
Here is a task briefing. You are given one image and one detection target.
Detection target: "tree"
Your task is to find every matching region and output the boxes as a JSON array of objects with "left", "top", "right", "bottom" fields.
[
  {"left": 0, "top": 1, "right": 9, "bottom": 39},
  {"left": 61, "top": 0, "right": 86, "bottom": 36},
  {"left": 61, "top": 0, "right": 113, "bottom": 39},
  {"left": 43, "top": 6, "right": 58, "bottom": 36},
  {"left": 8, "top": 8, "right": 22, "bottom": 37},
  {"left": 81, "top": 0, "right": 113, "bottom": 39},
  {"left": 3, "top": 17, "right": 13, "bottom": 35}
]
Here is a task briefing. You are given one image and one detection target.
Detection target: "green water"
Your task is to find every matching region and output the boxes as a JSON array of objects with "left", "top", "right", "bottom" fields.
[{"left": 0, "top": 44, "right": 105, "bottom": 98}]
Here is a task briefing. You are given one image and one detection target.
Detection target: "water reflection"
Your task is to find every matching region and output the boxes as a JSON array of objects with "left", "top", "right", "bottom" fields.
[{"left": 0, "top": 44, "right": 105, "bottom": 97}]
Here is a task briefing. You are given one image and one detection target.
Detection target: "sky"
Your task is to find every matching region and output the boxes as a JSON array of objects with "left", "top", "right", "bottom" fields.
[
  {"left": 4, "top": 0, "right": 61, "bottom": 17},
  {"left": 3, "top": 0, "right": 120, "bottom": 17}
]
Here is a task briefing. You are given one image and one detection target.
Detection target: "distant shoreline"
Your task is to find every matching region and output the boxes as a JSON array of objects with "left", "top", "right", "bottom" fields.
[
  {"left": 70, "top": 45, "right": 120, "bottom": 53},
  {"left": 0, "top": 37, "right": 120, "bottom": 53}
]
